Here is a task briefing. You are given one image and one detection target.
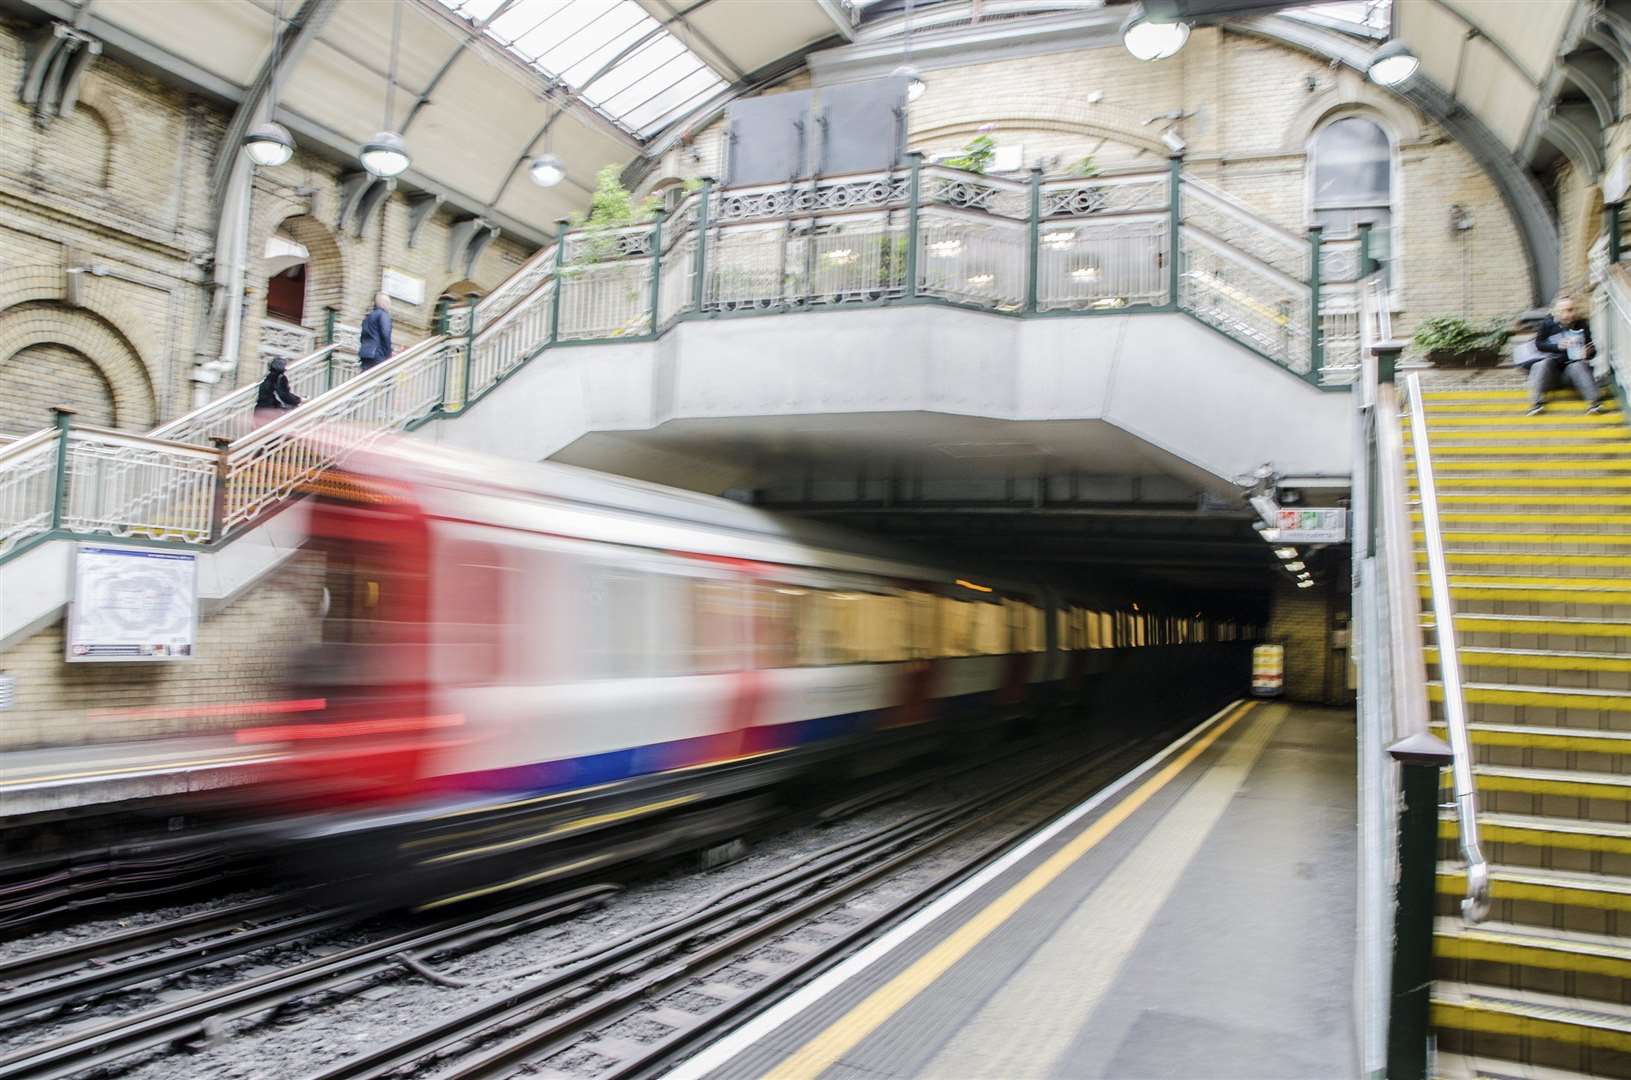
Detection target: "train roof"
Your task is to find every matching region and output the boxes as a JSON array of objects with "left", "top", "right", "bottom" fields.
[{"left": 348, "top": 437, "right": 1044, "bottom": 598}]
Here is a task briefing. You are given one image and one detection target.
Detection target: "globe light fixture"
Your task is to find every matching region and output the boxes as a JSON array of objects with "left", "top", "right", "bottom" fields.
[
  {"left": 359, "top": 2, "right": 410, "bottom": 180},
  {"left": 1122, "top": 4, "right": 1189, "bottom": 62},
  {"left": 243, "top": 121, "right": 294, "bottom": 167},
  {"left": 893, "top": 64, "right": 926, "bottom": 102},
  {"left": 529, "top": 153, "right": 565, "bottom": 188},
  {"left": 1367, "top": 40, "right": 1420, "bottom": 87},
  {"left": 360, "top": 131, "right": 411, "bottom": 178}
]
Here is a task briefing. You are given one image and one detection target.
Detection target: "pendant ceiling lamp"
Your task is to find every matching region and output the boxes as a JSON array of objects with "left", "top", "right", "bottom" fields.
[
  {"left": 361, "top": 1, "right": 411, "bottom": 179},
  {"left": 243, "top": 0, "right": 295, "bottom": 167}
]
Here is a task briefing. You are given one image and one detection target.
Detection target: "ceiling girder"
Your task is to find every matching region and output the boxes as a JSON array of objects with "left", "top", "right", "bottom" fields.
[{"left": 209, "top": 0, "right": 338, "bottom": 218}]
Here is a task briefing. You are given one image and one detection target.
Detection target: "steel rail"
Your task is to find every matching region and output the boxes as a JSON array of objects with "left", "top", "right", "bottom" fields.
[
  {"left": 0, "top": 886, "right": 617, "bottom": 1080},
  {"left": 304, "top": 718, "right": 1186, "bottom": 1080},
  {"left": 1404, "top": 370, "right": 1489, "bottom": 922}
]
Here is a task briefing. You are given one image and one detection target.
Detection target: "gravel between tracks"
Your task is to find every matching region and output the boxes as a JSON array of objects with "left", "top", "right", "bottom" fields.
[{"left": 6, "top": 729, "right": 1124, "bottom": 1080}]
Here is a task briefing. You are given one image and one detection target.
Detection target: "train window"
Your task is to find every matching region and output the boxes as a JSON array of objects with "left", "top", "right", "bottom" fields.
[
  {"left": 755, "top": 584, "right": 799, "bottom": 668},
  {"left": 432, "top": 540, "right": 508, "bottom": 685},
  {"left": 318, "top": 542, "right": 427, "bottom": 649},
  {"left": 647, "top": 573, "right": 691, "bottom": 676},
  {"left": 691, "top": 578, "right": 748, "bottom": 673},
  {"left": 907, "top": 592, "right": 937, "bottom": 659},
  {"left": 938, "top": 598, "right": 973, "bottom": 657},
  {"left": 973, "top": 603, "right": 1005, "bottom": 655},
  {"left": 584, "top": 568, "right": 653, "bottom": 678},
  {"left": 868, "top": 594, "right": 909, "bottom": 662}
]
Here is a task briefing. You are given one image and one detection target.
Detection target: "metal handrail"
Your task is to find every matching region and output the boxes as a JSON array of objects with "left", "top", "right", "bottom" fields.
[{"left": 1403, "top": 370, "right": 1489, "bottom": 922}]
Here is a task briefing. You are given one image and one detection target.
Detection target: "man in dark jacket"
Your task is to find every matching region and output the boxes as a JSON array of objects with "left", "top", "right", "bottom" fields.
[
  {"left": 358, "top": 291, "right": 393, "bottom": 371},
  {"left": 253, "top": 357, "right": 302, "bottom": 427},
  {"left": 1526, "top": 294, "right": 1603, "bottom": 416}
]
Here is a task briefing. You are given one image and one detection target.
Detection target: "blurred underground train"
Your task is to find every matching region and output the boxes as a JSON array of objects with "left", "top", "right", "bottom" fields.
[{"left": 233, "top": 438, "right": 1251, "bottom": 894}]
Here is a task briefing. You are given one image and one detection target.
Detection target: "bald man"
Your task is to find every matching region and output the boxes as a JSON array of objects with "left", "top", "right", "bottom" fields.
[{"left": 358, "top": 291, "right": 393, "bottom": 372}]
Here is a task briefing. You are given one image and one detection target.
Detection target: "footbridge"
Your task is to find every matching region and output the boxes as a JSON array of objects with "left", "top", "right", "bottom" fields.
[{"left": 0, "top": 159, "right": 1357, "bottom": 643}]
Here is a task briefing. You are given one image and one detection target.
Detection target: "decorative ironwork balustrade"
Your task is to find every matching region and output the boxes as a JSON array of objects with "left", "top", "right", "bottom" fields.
[{"left": 0, "top": 157, "right": 1373, "bottom": 564}]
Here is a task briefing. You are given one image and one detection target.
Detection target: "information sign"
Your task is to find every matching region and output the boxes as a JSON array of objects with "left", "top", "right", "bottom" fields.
[
  {"left": 66, "top": 545, "right": 198, "bottom": 662},
  {"left": 1275, "top": 507, "right": 1347, "bottom": 543}
]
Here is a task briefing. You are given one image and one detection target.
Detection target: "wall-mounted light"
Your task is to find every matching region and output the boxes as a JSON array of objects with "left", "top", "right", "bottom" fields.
[
  {"left": 1297, "top": 579, "right": 1316, "bottom": 589},
  {"left": 1285, "top": 561, "right": 1306, "bottom": 572},
  {"left": 1274, "top": 547, "right": 1297, "bottom": 560},
  {"left": 1367, "top": 40, "right": 1419, "bottom": 87},
  {"left": 1122, "top": 3, "right": 1190, "bottom": 61}
]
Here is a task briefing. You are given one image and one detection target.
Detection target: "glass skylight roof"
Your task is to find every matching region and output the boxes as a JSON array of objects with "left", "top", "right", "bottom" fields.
[{"left": 435, "top": 0, "right": 731, "bottom": 138}]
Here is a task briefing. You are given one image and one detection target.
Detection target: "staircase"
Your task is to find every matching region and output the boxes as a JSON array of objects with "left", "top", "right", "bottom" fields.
[{"left": 1409, "top": 383, "right": 1631, "bottom": 1078}]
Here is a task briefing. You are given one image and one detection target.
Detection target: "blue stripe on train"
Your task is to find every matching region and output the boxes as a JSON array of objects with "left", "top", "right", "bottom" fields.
[{"left": 439, "top": 689, "right": 1003, "bottom": 800}]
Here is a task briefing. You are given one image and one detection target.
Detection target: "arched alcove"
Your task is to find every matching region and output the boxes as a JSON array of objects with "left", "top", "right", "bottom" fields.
[{"left": 0, "top": 304, "right": 156, "bottom": 434}]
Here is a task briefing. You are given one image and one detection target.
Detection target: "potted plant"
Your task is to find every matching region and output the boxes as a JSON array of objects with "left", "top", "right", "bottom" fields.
[
  {"left": 1410, "top": 314, "right": 1511, "bottom": 367},
  {"left": 944, "top": 134, "right": 997, "bottom": 175}
]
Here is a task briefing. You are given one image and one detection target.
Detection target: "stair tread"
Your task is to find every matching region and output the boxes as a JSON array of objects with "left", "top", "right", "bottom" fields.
[
  {"left": 1432, "top": 681, "right": 1631, "bottom": 700},
  {"left": 1444, "top": 721, "right": 1631, "bottom": 745},
  {"left": 1434, "top": 1050, "right": 1600, "bottom": 1080},
  {"left": 1437, "top": 917, "right": 1631, "bottom": 958},
  {"left": 1467, "top": 811, "right": 1631, "bottom": 839},
  {"left": 1473, "top": 763, "right": 1631, "bottom": 788},
  {"left": 1427, "top": 646, "right": 1631, "bottom": 668},
  {"left": 1434, "top": 980, "right": 1631, "bottom": 1030},
  {"left": 1426, "top": 614, "right": 1631, "bottom": 629},
  {"left": 1420, "top": 572, "right": 1631, "bottom": 586},
  {"left": 1444, "top": 862, "right": 1631, "bottom": 895}
]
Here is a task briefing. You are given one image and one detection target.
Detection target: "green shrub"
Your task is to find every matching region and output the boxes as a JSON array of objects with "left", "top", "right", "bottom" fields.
[
  {"left": 1410, "top": 314, "right": 1511, "bottom": 357},
  {"left": 945, "top": 134, "right": 997, "bottom": 175}
]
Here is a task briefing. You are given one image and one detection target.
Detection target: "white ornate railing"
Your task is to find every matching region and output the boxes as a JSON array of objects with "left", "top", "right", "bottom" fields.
[
  {"left": 62, "top": 427, "right": 218, "bottom": 543},
  {"left": 153, "top": 331, "right": 360, "bottom": 447},
  {"left": 219, "top": 336, "right": 450, "bottom": 533},
  {"left": 1181, "top": 176, "right": 1308, "bottom": 283},
  {"left": 0, "top": 159, "right": 1374, "bottom": 563},
  {"left": 0, "top": 429, "right": 60, "bottom": 556},
  {"left": 1180, "top": 226, "right": 1312, "bottom": 374}
]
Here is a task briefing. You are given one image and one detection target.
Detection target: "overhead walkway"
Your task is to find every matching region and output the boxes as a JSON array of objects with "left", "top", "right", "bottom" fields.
[
  {"left": 0, "top": 161, "right": 1356, "bottom": 653},
  {"left": 664, "top": 700, "right": 1358, "bottom": 1080}
]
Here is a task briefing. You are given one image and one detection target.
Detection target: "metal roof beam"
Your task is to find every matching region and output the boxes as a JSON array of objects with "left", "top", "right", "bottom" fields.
[{"left": 209, "top": 0, "right": 338, "bottom": 217}]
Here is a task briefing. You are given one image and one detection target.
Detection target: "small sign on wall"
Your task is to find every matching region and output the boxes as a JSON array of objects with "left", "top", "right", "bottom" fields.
[
  {"left": 382, "top": 269, "right": 425, "bottom": 306},
  {"left": 66, "top": 545, "right": 198, "bottom": 662},
  {"left": 1275, "top": 507, "right": 1347, "bottom": 543}
]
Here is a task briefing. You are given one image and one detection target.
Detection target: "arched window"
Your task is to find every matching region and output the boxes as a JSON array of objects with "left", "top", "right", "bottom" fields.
[{"left": 1310, "top": 116, "right": 1393, "bottom": 260}]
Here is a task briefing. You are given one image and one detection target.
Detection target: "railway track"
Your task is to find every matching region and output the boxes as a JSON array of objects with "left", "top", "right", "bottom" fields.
[
  {"left": 0, "top": 711, "right": 1178, "bottom": 1079},
  {"left": 302, "top": 726, "right": 1169, "bottom": 1080}
]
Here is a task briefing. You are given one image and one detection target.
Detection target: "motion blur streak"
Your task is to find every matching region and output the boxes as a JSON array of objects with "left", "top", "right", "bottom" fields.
[
  {"left": 234, "top": 714, "right": 464, "bottom": 743},
  {"left": 87, "top": 698, "right": 329, "bottom": 722}
]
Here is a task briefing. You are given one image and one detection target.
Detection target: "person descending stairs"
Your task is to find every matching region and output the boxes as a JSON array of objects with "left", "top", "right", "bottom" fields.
[{"left": 1409, "top": 384, "right": 1631, "bottom": 1078}]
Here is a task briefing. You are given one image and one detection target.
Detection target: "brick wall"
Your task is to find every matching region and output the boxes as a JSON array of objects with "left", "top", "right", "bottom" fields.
[
  {"left": 0, "top": 16, "right": 541, "bottom": 431},
  {"left": 1268, "top": 575, "right": 1344, "bottom": 704},
  {"left": 0, "top": 552, "right": 325, "bottom": 750},
  {"left": 642, "top": 26, "right": 1537, "bottom": 351}
]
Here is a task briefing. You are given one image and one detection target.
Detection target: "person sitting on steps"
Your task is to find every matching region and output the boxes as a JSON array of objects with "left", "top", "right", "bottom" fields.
[{"left": 1526, "top": 293, "right": 1604, "bottom": 417}]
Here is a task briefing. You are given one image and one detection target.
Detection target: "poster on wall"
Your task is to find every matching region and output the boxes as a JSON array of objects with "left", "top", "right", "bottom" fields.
[{"left": 66, "top": 545, "right": 198, "bottom": 662}]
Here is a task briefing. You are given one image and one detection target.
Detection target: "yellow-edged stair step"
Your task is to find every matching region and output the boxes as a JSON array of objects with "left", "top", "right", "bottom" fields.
[
  {"left": 1428, "top": 413, "right": 1628, "bottom": 427},
  {"left": 1424, "top": 389, "right": 1588, "bottom": 402},
  {"left": 1432, "top": 981, "right": 1631, "bottom": 1054},
  {"left": 1437, "top": 919, "right": 1631, "bottom": 980},
  {"left": 1439, "top": 812, "right": 1631, "bottom": 855},
  {"left": 1460, "top": 764, "right": 1631, "bottom": 801},
  {"left": 1424, "top": 494, "right": 1631, "bottom": 507},
  {"left": 1408, "top": 444, "right": 1631, "bottom": 457},
  {"left": 1434, "top": 1050, "right": 1608, "bottom": 1080},
  {"left": 1421, "top": 461, "right": 1631, "bottom": 473},
  {"left": 1406, "top": 428, "right": 1630, "bottom": 444},
  {"left": 1429, "top": 682, "right": 1631, "bottom": 712},
  {"left": 1424, "top": 613, "right": 1631, "bottom": 638},
  {"left": 1425, "top": 646, "right": 1631, "bottom": 672},
  {"left": 1434, "top": 721, "right": 1631, "bottom": 757},
  {"left": 1431, "top": 552, "right": 1631, "bottom": 570},
  {"left": 1422, "top": 399, "right": 1620, "bottom": 414},
  {"left": 1440, "top": 863, "right": 1631, "bottom": 912},
  {"left": 1419, "top": 578, "right": 1631, "bottom": 604},
  {"left": 1427, "top": 477, "right": 1631, "bottom": 491},
  {"left": 1424, "top": 532, "right": 1631, "bottom": 548}
]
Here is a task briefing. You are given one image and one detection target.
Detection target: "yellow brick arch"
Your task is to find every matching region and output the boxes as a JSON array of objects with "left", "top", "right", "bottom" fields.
[
  {"left": 910, "top": 105, "right": 1172, "bottom": 161},
  {"left": 0, "top": 303, "right": 157, "bottom": 432}
]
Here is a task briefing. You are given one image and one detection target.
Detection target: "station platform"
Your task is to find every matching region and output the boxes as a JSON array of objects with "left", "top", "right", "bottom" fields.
[
  {"left": 670, "top": 699, "right": 1358, "bottom": 1080},
  {"left": 0, "top": 735, "right": 288, "bottom": 819}
]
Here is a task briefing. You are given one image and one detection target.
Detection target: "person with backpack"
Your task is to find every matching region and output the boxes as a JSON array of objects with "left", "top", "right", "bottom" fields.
[{"left": 253, "top": 357, "right": 302, "bottom": 427}]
